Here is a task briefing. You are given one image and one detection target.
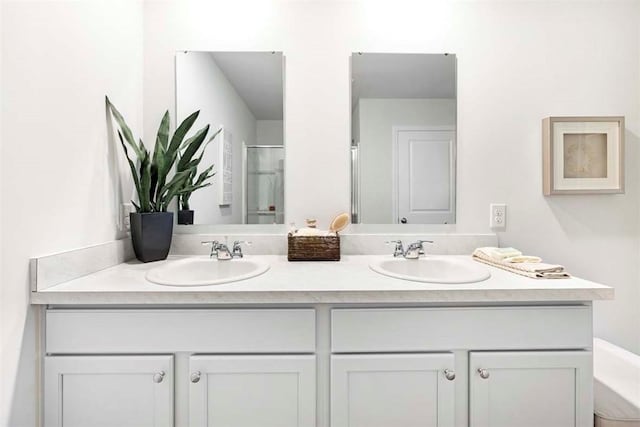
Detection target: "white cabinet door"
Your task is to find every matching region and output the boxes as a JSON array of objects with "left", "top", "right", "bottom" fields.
[
  {"left": 469, "top": 351, "right": 592, "bottom": 427},
  {"left": 44, "top": 355, "right": 173, "bottom": 427},
  {"left": 331, "top": 353, "right": 456, "bottom": 427},
  {"left": 189, "top": 355, "right": 316, "bottom": 427}
]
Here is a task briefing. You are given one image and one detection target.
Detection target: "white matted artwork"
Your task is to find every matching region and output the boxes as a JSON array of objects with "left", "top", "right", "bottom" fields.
[
  {"left": 543, "top": 116, "right": 624, "bottom": 195},
  {"left": 218, "top": 126, "right": 233, "bottom": 206}
]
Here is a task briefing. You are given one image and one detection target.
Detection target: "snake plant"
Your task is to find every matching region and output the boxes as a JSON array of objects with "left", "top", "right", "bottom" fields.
[
  {"left": 177, "top": 126, "right": 221, "bottom": 211},
  {"left": 106, "top": 96, "right": 217, "bottom": 213}
]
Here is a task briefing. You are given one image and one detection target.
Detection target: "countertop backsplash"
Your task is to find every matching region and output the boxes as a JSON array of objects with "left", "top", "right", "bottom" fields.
[{"left": 170, "top": 233, "right": 498, "bottom": 256}]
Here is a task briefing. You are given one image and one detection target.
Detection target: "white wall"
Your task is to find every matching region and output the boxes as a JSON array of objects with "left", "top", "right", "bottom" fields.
[
  {"left": 358, "top": 98, "right": 456, "bottom": 223},
  {"left": 176, "top": 51, "right": 256, "bottom": 224},
  {"left": 144, "top": 1, "right": 640, "bottom": 353},
  {"left": 256, "top": 120, "right": 284, "bottom": 146},
  {"left": 0, "top": 1, "right": 143, "bottom": 425}
]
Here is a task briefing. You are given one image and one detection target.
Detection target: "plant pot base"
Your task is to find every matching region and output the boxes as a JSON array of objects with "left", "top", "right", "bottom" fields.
[
  {"left": 178, "top": 209, "right": 194, "bottom": 225},
  {"left": 130, "top": 212, "right": 173, "bottom": 263}
]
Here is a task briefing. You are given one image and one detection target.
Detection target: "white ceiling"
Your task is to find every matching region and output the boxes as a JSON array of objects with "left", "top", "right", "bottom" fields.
[
  {"left": 211, "top": 52, "right": 284, "bottom": 120},
  {"left": 351, "top": 53, "right": 456, "bottom": 108}
]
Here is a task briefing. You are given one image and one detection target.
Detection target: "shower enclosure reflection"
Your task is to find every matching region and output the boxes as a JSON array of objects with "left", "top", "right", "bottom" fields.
[{"left": 245, "top": 146, "right": 284, "bottom": 224}]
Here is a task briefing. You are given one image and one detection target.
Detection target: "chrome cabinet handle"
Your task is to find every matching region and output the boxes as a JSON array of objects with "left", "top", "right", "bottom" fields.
[
  {"left": 153, "top": 371, "right": 165, "bottom": 383},
  {"left": 190, "top": 371, "right": 201, "bottom": 383},
  {"left": 444, "top": 369, "right": 456, "bottom": 381},
  {"left": 477, "top": 368, "right": 490, "bottom": 379}
]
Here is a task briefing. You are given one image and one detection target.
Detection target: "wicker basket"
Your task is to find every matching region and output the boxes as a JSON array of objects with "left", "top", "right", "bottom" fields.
[{"left": 287, "top": 234, "right": 340, "bottom": 261}]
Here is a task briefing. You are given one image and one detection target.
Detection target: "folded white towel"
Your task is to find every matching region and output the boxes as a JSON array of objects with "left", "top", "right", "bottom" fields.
[
  {"left": 503, "top": 255, "right": 543, "bottom": 263},
  {"left": 476, "top": 247, "right": 522, "bottom": 260},
  {"left": 472, "top": 248, "right": 570, "bottom": 279}
]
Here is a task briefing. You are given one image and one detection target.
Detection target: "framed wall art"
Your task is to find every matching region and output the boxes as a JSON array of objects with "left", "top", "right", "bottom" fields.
[{"left": 543, "top": 116, "right": 625, "bottom": 195}]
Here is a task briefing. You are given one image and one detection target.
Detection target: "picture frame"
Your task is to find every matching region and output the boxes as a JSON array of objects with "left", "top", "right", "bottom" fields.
[{"left": 542, "top": 116, "right": 625, "bottom": 195}]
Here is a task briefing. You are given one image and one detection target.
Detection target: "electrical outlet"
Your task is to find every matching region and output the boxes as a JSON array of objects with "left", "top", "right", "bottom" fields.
[
  {"left": 490, "top": 203, "right": 507, "bottom": 230},
  {"left": 122, "top": 203, "right": 134, "bottom": 231}
]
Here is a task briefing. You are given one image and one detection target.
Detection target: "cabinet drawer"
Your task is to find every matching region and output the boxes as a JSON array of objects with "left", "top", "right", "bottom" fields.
[
  {"left": 331, "top": 306, "right": 592, "bottom": 352},
  {"left": 46, "top": 309, "right": 316, "bottom": 354}
]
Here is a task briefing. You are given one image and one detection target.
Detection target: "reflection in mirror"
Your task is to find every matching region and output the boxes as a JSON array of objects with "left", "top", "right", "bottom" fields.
[
  {"left": 351, "top": 53, "right": 456, "bottom": 224},
  {"left": 176, "top": 51, "right": 284, "bottom": 225},
  {"left": 246, "top": 145, "right": 284, "bottom": 224}
]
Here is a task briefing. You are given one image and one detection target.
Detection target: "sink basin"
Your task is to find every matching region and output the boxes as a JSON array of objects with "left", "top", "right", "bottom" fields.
[
  {"left": 370, "top": 256, "right": 490, "bottom": 284},
  {"left": 146, "top": 257, "right": 270, "bottom": 287}
]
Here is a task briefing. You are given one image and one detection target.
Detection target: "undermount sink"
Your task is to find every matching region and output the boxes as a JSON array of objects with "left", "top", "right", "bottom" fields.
[
  {"left": 370, "top": 256, "right": 491, "bottom": 284},
  {"left": 146, "top": 257, "right": 270, "bottom": 287}
]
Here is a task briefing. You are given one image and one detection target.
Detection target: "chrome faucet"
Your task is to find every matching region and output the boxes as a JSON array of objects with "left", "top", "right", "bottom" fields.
[
  {"left": 231, "top": 240, "right": 251, "bottom": 258},
  {"left": 386, "top": 239, "right": 433, "bottom": 259},
  {"left": 202, "top": 239, "right": 251, "bottom": 260},
  {"left": 202, "top": 240, "right": 233, "bottom": 260},
  {"left": 404, "top": 240, "right": 433, "bottom": 259}
]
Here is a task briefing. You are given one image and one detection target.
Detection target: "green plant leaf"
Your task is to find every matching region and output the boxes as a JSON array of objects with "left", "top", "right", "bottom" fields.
[
  {"left": 167, "top": 111, "right": 200, "bottom": 160},
  {"left": 138, "top": 140, "right": 152, "bottom": 212},
  {"left": 117, "top": 131, "right": 142, "bottom": 208},
  {"left": 180, "top": 194, "right": 190, "bottom": 210},
  {"left": 207, "top": 126, "right": 223, "bottom": 145},
  {"left": 149, "top": 156, "right": 160, "bottom": 202},
  {"left": 173, "top": 127, "right": 221, "bottom": 206},
  {"left": 194, "top": 164, "right": 215, "bottom": 187},
  {"left": 176, "top": 125, "right": 210, "bottom": 170},
  {"left": 181, "top": 181, "right": 213, "bottom": 194},
  {"left": 151, "top": 111, "right": 170, "bottom": 199},
  {"left": 155, "top": 111, "right": 170, "bottom": 152},
  {"left": 106, "top": 96, "right": 143, "bottom": 159},
  {"left": 157, "top": 168, "right": 192, "bottom": 211},
  {"left": 180, "top": 126, "right": 221, "bottom": 157}
]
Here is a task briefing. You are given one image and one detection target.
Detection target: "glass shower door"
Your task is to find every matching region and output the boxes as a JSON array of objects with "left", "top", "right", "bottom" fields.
[{"left": 246, "top": 146, "right": 284, "bottom": 224}]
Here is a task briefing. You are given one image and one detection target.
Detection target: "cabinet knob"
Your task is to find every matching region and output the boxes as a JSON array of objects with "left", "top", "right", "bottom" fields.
[
  {"left": 190, "top": 371, "right": 202, "bottom": 383},
  {"left": 153, "top": 371, "right": 165, "bottom": 383},
  {"left": 444, "top": 369, "right": 456, "bottom": 381},
  {"left": 477, "top": 368, "right": 490, "bottom": 379}
]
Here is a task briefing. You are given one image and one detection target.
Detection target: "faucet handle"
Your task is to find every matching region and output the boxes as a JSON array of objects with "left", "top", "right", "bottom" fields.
[
  {"left": 201, "top": 241, "right": 220, "bottom": 258},
  {"left": 385, "top": 240, "right": 405, "bottom": 257},
  {"left": 232, "top": 240, "right": 252, "bottom": 258},
  {"left": 410, "top": 240, "right": 433, "bottom": 256}
]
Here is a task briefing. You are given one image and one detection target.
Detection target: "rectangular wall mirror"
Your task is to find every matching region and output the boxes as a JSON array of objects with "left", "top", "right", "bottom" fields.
[
  {"left": 351, "top": 52, "right": 457, "bottom": 225},
  {"left": 176, "top": 51, "right": 285, "bottom": 225}
]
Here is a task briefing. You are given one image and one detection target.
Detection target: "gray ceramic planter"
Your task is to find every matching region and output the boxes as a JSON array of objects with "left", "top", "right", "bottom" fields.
[{"left": 130, "top": 212, "right": 173, "bottom": 262}]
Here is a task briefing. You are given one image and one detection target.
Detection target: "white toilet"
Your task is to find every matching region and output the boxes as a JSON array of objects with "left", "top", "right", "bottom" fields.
[{"left": 593, "top": 338, "right": 640, "bottom": 427}]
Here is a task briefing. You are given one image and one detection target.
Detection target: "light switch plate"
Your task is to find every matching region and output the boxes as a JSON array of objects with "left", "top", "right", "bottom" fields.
[{"left": 490, "top": 203, "right": 506, "bottom": 230}]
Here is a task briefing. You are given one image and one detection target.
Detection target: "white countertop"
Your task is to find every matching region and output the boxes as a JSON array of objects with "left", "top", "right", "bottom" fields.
[{"left": 30, "top": 255, "right": 614, "bottom": 305}]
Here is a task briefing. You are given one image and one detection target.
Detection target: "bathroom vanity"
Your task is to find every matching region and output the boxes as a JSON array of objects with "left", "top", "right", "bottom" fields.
[{"left": 31, "top": 246, "right": 613, "bottom": 427}]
